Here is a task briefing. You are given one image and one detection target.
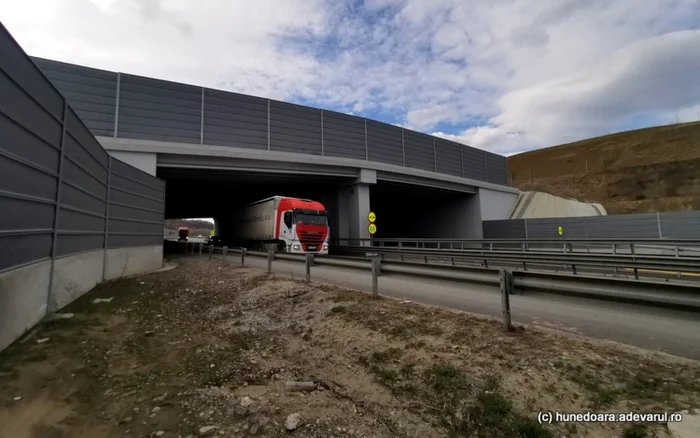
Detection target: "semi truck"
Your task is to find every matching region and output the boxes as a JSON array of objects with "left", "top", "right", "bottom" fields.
[
  {"left": 177, "top": 227, "right": 189, "bottom": 241},
  {"left": 231, "top": 196, "right": 329, "bottom": 255}
]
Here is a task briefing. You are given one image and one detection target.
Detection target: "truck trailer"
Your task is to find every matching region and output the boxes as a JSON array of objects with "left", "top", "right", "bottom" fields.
[{"left": 231, "top": 196, "right": 329, "bottom": 254}]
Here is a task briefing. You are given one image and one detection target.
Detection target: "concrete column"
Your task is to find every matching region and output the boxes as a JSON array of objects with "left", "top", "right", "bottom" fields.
[
  {"left": 342, "top": 169, "right": 375, "bottom": 245},
  {"left": 348, "top": 183, "right": 371, "bottom": 244},
  {"left": 214, "top": 218, "right": 221, "bottom": 236},
  {"left": 335, "top": 188, "right": 350, "bottom": 243}
]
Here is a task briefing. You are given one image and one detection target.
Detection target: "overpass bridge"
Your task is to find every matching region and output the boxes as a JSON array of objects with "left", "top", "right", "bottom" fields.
[{"left": 32, "top": 57, "right": 518, "bottom": 241}]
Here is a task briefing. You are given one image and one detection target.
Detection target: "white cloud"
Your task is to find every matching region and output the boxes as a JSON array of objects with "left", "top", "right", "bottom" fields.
[
  {"left": 1, "top": 0, "right": 327, "bottom": 100},
  {"left": 2, "top": 0, "right": 700, "bottom": 155},
  {"left": 485, "top": 29, "right": 700, "bottom": 149}
]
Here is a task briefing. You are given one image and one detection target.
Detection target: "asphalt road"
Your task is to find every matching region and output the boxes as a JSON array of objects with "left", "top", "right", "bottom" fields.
[{"left": 227, "top": 254, "right": 700, "bottom": 360}]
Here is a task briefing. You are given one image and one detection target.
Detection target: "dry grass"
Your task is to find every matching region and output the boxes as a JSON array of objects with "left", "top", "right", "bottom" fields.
[
  {"left": 508, "top": 121, "right": 700, "bottom": 213},
  {"left": 1, "top": 258, "right": 699, "bottom": 437}
]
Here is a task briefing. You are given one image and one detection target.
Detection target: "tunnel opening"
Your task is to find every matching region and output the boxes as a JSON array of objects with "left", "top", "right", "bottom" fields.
[
  {"left": 157, "top": 167, "right": 355, "bottom": 245},
  {"left": 370, "top": 182, "right": 481, "bottom": 239}
]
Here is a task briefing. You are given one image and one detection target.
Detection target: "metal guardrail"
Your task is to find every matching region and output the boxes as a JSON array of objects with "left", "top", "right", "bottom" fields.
[
  {"left": 332, "top": 245, "right": 700, "bottom": 280},
  {"left": 331, "top": 237, "right": 700, "bottom": 258},
  {"left": 165, "top": 239, "right": 700, "bottom": 280},
  {"left": 165, "top": 240, "right": 700, "bottom": 313}
]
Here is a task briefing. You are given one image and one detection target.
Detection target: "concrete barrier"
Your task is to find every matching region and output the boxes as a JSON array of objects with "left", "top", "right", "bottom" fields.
[
  {"left": 0, "top": 244, "right": 163, "bottom": 352},
  {"left": 50, "top": 249, "right": 105, "bottom": 311},
  {"left": 0, "top": 261, "right": 52, "bottom": 352},
  {"left": 104, "top": 245, "right": 163, "bottom": 280}
]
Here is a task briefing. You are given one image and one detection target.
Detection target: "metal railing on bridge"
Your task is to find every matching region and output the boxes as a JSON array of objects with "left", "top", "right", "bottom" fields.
[{"left": 331, "top": 237, "right": 700, "bottom": 258}]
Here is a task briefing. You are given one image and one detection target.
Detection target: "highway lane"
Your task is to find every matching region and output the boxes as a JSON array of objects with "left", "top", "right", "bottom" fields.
[{"left": 227, "top": 254, "right": 700, "bottom": 360}]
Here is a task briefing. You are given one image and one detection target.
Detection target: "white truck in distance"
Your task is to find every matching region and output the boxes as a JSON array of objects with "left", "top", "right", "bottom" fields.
[{"left": 230, "top": 196, "right": 330, "bottom": 255}]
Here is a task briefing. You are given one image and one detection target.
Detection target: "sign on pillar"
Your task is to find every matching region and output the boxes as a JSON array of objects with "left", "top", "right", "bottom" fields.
[{"left": 367, "top": 211, "right": 377, "bottom": 253}]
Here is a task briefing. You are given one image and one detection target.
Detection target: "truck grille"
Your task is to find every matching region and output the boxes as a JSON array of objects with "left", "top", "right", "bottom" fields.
[{"left": 300, "top": 231, "right": 324, "bottom": 244}]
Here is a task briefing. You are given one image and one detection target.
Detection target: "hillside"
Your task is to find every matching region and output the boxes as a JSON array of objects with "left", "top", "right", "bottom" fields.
[
  {"left": 165, "top": 219, "right": 214, "bottom": 236},
  {"left": 507, "top": 121, "right": 700, "bottom": 214}
]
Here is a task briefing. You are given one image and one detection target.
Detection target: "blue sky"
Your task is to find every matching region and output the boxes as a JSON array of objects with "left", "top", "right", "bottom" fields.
[{"left": 2, "top": 0, "right": 700, "bottom": 156}]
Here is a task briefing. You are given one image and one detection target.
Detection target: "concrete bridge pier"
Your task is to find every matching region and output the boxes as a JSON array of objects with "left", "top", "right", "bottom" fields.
[{"left": 336, "top": 169, "right": 375, "bottom": 246}]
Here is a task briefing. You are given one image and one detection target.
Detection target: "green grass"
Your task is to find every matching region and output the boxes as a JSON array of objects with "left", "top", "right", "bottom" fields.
[{"left": 424, "top": 364, "right": 469, "bottom": 393}]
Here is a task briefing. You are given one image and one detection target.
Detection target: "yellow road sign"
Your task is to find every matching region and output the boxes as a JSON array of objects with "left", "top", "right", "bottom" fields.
[
  {"left": 368, "top": 211, "right": 376, "bottom": 223},
  {"left": 557, "top": 225, "right": 564, "bottom": 236},
  {"left": 368, "top": 223, "right": 377, "bottom": 235}
]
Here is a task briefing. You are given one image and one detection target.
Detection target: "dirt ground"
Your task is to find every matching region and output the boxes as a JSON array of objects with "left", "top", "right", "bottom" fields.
[{"left": 1, "top": 257, "right": 699, "bottom": 438}]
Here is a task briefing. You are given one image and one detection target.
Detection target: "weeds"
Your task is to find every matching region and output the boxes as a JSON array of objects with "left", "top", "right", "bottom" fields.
[
  {"left": 621, "top": 424, "right": 648, "bottom": 438},
  {"left": 358, "top": 348, "right": 417, "bottom": 395},
  {"left": 358, "top": 355, "right": 551, "bottom": 438},
  {"left": 424, "top": 364, "right": 469, "bottom": 393},
  {"left": 328, "top": 303, "right": 445, "bottom": 339},
  {"left": 566, "top": 364, "right": 619, "bottom": 408},
  {"left": 565, "top": 361, "right": 696, "bottom": 411}
]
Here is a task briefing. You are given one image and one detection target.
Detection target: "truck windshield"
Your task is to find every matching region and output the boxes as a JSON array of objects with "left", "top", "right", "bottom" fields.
[{"left": 295, "top": 213, "right": 327, "bottom": 226}]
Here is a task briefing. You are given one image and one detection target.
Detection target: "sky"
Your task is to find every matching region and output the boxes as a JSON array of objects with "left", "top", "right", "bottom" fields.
[{"left": 2, "top": 0, "right": 700, "bottom": 156}]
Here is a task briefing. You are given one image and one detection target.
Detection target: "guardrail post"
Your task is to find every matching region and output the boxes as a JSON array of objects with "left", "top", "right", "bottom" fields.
[
  {"left": 499, "top": 269, "right": 513, "bottom": 331},
  {"left": 633, "top": 267, "right": 639, "bottom": 280},
  {"left": 209, "top": 245, "right": 213, "bottom": 260},
  {"left": 571, "top": 264, "right": 577, "bottom": 275},
  {"left": 198, "top": 243, "right": 203, "bottom": 257},
  {"left": 267, "top": 249, "right": 273, "bottom": 274},
  {"left": 484, "top": 259, "right": 488, "bottom": 268},
  {"left": 612, "top": 243, "right": 617, "bottom": 255},
  {"left": 192, "top": 243, "right": 196, "bottom": 255},
  {"left": 305, "top": 254, "right": 312, "bottom": 283},
  {"left": 371, "top": 257, "right": 380, "bottom": 296},
  {"left": 222, "top": 245, "right": 228, "bottom": 260},
  {"left": 241, "top": 247, "right": 246, "bottom": 266}
]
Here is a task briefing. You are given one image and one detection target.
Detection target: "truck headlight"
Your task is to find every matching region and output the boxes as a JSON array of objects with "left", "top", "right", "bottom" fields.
[
  {"left": 293, "top": 244, "right": 300, "bottom": 250},
  {"left": 323, "top": 244, "right": 328, "bottom": 250}
]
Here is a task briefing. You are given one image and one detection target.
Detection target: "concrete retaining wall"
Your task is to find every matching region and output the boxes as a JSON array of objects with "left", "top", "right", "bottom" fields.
[
  {"left": 0, "top": 245, "right": 162, "bottom": 352},
  {"left": 0, "top": 261, "right": 52, "bottom": 353},
  {"left": 104, "top": 245, "right": 163, "bottom": 280},
  {"left": 50, "top": 249, "right": 105, "bottom": 312}
]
